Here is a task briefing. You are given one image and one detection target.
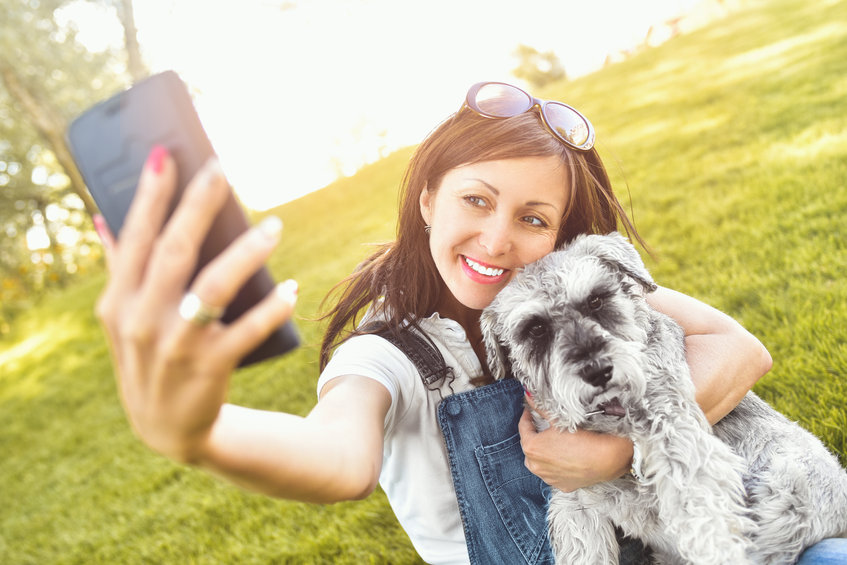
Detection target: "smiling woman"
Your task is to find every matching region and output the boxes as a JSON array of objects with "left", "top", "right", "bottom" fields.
[
  {"left": 5, "top": 0, "right": 846, "bottom": 562},
  {"left": 419, "top": 156, "right": 567, "bottom": 315}
]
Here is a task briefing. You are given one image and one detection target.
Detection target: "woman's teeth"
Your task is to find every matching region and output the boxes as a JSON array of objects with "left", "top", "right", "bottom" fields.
[{"left": 464, "top": 257, "right": 504, "bottom": 277}]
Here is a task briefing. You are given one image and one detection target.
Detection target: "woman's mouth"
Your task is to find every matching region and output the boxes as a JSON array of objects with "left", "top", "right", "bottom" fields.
[{"left": 461, "top": 255, "right": 509, "bottom": 283}]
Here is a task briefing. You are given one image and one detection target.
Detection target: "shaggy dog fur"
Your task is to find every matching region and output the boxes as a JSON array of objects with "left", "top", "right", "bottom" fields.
[{"left": 480, "top": 232, "right": 847, "bottom": 565}]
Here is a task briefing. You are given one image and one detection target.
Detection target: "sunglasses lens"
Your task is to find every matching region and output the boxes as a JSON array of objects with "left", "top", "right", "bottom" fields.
[
  {"left": 472, "top": 83, "right": 532, "bottom": 117},
  {"left": 544, "top": 103, "right": 591, "bottom": 147}
]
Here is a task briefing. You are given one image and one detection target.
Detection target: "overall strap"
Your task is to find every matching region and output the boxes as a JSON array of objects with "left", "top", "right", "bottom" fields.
[{"left": 360, "top": 323, "right": 455, "bottom": 391}]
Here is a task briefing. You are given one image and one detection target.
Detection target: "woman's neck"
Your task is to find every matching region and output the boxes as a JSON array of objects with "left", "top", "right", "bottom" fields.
[
  {"left": 435, "top": 292, "right": 481, "bottom": 340},
  {"left": 434, "top": 292, "right": 490, "bottom": 374}
]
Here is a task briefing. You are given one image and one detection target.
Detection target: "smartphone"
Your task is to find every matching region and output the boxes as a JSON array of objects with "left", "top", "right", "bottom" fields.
[{"left": 67, "top": 70, "right": 299, "bottom": 367}]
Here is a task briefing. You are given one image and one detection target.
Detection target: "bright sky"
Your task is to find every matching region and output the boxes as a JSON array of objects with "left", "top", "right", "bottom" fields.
[{"left": 64, "top": 0, "right": 700, "bottom": 210}]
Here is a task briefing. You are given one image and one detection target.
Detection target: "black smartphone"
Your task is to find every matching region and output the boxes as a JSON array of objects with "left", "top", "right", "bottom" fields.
[{"left": 67, "top": 70, "right": 299, "bottom": 366}]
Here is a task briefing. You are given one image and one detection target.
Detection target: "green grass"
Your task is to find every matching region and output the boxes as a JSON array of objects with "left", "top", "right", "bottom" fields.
[{"left": 2, "top": 0, "right": 846, "bottom": 562}]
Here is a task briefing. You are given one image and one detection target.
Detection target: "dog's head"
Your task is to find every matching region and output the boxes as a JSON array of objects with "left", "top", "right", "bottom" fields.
[{"left": 481, "top": 232, "right": 656, "bottom": 431}]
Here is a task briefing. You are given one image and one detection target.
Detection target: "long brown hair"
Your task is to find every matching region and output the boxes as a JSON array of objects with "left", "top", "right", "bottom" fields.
[{"left": 318, "top": 109, "right": 644, "bottom": 370}]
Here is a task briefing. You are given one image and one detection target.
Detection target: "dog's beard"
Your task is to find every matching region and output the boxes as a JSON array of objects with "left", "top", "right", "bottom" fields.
[{"left": 515, "top": 339, "right": 647, "bottom": 433}]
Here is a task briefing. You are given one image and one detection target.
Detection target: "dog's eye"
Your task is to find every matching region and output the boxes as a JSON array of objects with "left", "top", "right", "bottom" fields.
[
  {"left": 520, "top": 316, "right": 551, "bottom": 342},
  {"left": 587, "top": 295, "right": 603, "bottom": 310},
  {"left": 520, "top": 316, "right": 553, "bottom": 364},
  {"left": 528, "top": 323, "right": 548, "bottom": 339}
]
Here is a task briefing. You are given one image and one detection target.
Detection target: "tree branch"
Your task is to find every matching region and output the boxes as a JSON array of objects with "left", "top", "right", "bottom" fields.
[{"left": 0, "top": 57, "right": 99, "bottom": 217}]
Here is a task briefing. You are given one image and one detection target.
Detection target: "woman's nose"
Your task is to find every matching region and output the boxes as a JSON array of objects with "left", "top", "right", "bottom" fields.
[{"left": 478, "top": 216, "right": 514, "bottom": 256}]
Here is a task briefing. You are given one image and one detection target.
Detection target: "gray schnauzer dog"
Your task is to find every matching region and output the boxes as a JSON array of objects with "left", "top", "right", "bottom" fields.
[{"left": 480, "top": 232, "right": 847, "bottom": 565}]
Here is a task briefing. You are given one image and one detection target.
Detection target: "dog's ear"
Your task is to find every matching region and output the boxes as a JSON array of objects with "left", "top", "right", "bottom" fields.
[
  {"left": 573, "top": 232, "right": 657, "bottom": 293},
  {"left": 480, "top": 309, "right": 509, "bottom": 380}
]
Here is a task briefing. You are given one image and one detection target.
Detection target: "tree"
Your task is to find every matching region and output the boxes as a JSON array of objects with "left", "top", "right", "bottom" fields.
[
  {"left": 114, "top": 0, "right": 147, "bottom": 82},
  {"left": 512, "top": 44, "right": 567, "bottom": 90},
  {"left": 0, "top": 0, "right": 144, "bottom": 332}
]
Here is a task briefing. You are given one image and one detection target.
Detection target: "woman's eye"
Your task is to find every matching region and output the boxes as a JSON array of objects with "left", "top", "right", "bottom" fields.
[
  {"left": 522, "top": 215, "right": 547, "bottom": 227},
  {"left": 465, "top": 195, "right": 487, "bottom": 207}
]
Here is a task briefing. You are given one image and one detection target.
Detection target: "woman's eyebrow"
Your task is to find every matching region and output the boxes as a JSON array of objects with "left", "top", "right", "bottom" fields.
[
  {"left": 467, "top": 178, "right": 561, "bottom": 212},
  {"left": 467, "top": 177, "right": 501, "bottom": 196}
]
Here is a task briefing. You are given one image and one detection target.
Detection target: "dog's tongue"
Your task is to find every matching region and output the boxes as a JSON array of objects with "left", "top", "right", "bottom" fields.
[{"left": 600, "top": 398, "right": 626, "bottom": 418}]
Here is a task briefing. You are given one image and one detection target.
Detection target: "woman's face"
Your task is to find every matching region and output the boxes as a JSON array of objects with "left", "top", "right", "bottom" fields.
[{"left": 420, "top": 155, "right": 569, "bottom": 317}]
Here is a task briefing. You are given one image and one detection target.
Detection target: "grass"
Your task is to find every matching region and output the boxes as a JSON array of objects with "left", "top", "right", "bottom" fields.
[{"left": 2, "top": 0, "right": 846, "bottom": 562}]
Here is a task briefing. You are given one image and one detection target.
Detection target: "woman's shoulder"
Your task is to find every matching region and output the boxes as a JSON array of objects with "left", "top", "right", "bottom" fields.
[
  {"left": 324, "top": 331, "right": 419, "bottom": 377},
  {"left": 315, "top": 332, "right": 412, "bottom": 418}
]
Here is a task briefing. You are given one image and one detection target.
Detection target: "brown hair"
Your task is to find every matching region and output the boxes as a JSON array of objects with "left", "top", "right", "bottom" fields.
[{"left": 318, "top": 109, "right": 645, "bottom": 370}]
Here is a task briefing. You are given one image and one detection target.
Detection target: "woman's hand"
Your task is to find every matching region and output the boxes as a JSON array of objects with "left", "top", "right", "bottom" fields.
[
  {"left": 518, "top": 398, "right": 633, "bottom": 492},
  {"left": 94, "top": 146, "right": 297, "bottom": 464}
]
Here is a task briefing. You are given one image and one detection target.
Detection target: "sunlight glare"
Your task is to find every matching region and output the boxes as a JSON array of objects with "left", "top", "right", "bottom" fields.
[{"left": 64, "top": 0, "right": 704, "bottom": 210}]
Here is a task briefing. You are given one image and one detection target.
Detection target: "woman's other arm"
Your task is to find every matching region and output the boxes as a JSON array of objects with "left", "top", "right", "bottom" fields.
[
  {"left": 647, "top": 285, "right": 772, "bottom": 423},
  {"left": 520, "top": 285, "right": 772, "bottom": 492}
]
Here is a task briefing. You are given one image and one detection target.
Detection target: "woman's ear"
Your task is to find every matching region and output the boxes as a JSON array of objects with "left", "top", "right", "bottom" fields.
[{"left": 419, "top": 185, "right": 433, "bottom": 226}]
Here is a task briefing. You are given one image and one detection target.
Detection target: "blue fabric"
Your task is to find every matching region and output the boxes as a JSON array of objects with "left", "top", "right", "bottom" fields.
[
  {"left": 438, "top": 378, "right": 554, "bottom": 565},
  {"left": 438, "top": 378, "right": 650, "bottom": 565},
  {"left": 797, "top": 538, "right": 847, "bottom": 564}
]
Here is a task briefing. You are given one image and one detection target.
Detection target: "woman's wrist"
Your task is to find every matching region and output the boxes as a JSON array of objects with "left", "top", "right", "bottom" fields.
[{"left": 601, "top": 434, "right": 636, "bottom": 482}]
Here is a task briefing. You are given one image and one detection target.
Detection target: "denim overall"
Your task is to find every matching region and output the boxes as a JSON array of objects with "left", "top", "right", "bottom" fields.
[
  {"left": 438, "top": 378, "right": 556, "bottom": 564},
  {"left": 376, "top": 326, "right": 650, "bottom": 565}
]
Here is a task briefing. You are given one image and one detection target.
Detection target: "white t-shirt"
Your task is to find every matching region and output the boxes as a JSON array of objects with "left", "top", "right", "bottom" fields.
[{"left": 317, "top": 313, "right": 482, "bottom": 565}]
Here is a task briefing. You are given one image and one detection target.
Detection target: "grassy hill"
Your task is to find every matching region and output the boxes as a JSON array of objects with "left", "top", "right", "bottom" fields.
[{"left": 2, "top": 0, "right": 845, "bottom": 562}]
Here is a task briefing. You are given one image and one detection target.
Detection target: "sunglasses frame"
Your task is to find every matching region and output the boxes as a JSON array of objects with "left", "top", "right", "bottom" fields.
[{"left": 463, "top": 81, "right": 596, "bottom": 151}]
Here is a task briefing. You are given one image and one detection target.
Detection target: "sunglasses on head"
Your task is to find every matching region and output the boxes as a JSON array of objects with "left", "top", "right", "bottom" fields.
[{"left": 462, "top": 81, "right": 595, "bottom": 151}]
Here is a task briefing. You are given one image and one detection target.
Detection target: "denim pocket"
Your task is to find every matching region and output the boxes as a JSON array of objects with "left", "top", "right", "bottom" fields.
[{"left": 475, "top": 433, "right": 554, "bottom": 565}]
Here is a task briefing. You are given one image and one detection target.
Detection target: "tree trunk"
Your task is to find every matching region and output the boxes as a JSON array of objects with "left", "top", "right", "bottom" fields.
[
  {"left": 116, "top": 0, "right": 148, "bottom": 83},
  {"left": 0, "top": 58, "right": 99, "bottom": 217},
  {"left": 35, "top": 198, "right": 70, "bottom": 288}
]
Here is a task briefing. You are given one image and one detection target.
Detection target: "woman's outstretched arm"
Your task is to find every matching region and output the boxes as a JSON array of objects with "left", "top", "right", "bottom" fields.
[
  {"left": 195, "top": 375, "right": 390, "bottom": 503},
  {"left": 95, "top": 147, "right": 388, "bottom": 504}
]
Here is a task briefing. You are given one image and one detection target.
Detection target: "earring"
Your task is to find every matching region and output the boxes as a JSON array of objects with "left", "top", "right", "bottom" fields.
[{"left": 424, "top": 224, "right": 432, "bottom": 234}]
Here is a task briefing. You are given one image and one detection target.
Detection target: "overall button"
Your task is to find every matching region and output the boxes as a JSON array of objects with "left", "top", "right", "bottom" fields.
[{"left": 447, "top": 401, "right": 462, "bottom": 416}]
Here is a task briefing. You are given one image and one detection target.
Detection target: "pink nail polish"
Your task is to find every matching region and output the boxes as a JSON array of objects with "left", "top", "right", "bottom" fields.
[
  {"left": 92, "top": 215, "right": 108, "bottom": 242},
  {"left": 147, "top": 145, "right": 168, "bottom": 174}
]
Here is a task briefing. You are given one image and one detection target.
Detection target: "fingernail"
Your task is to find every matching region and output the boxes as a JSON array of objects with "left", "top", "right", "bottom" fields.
[
  {"left": 203, "top": 157, "right": 224, "bottom": 181},
  {"left": 524, "top": 386, "right": 533, "bottom": 398},
  {"left": 257, "top": 216, "right": 283, "bottom": 239},
  {"left": 92, "top": 214, "right": 108, "bottom": 242},
  {"left": 147, "top": 145, "right": 168, "bottom": 174},
  {"left": 276, "top": 279, "right": 299, "bottom": 302}
]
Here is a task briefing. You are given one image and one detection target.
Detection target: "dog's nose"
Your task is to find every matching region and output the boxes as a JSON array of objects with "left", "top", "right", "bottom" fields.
[{"left": 581, "top": 365, "right": 613, "bottom": 388}]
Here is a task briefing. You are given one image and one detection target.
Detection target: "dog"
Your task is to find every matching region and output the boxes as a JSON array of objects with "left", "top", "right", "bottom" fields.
[{"left": 480, "top": 232, "right": 847, "bottom": 565}]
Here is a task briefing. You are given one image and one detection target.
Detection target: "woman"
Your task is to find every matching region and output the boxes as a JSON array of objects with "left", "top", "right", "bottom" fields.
[{"left": 94, "top": 82, "right": 829, "bottom": 564}]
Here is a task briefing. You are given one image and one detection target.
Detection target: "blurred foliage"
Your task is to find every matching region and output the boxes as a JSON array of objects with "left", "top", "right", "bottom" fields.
[
  {"left": 0, "top": 0, "right": 134, "bottom": 334},
  {"left": 512, "top": 44, "right": 567, "bottom": 89}
]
